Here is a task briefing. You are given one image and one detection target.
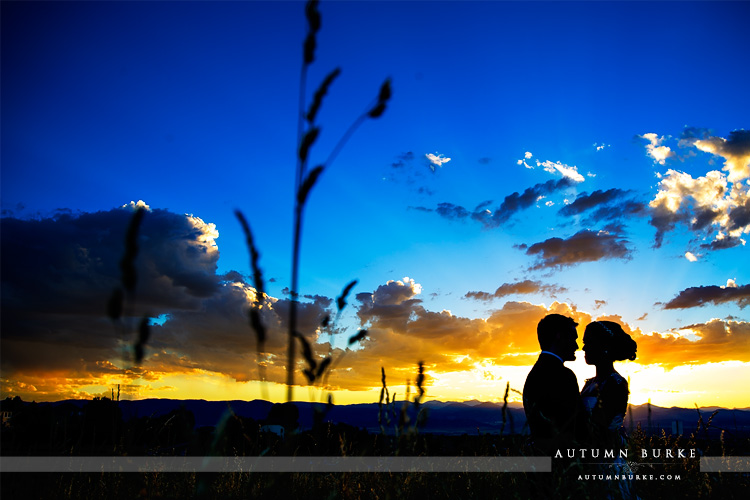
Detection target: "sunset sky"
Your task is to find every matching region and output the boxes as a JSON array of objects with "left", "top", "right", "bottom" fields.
[{"left": 2, "top": 1, "right": 749, "bottom": 409}]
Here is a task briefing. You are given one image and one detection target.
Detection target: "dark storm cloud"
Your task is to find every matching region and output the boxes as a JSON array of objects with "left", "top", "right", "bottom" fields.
[
  {"left": 662, "top": 283, "right": 750, "bottom": 310},
  {"left": 0, "top": 206, "right": 318, "bottom": 378},
  {"left": 0, "top": 208, "right": 224, "bottom": 321},
  {"left": 465, "top": 279, "right": 567, "bottom": 301},
  {"left": 0, "top": 205, "right": 340, "bottom": 388},
  {"left": 522, "top": 230, "right": 632, "bottom": 270},
  {"left": 148, "top": 284, "right": 331, "bottom": 383}
]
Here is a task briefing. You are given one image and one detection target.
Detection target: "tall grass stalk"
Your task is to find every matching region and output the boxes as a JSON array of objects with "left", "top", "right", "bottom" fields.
[{"left": 234, "top": 0, "right": 390, "bottom": 401}]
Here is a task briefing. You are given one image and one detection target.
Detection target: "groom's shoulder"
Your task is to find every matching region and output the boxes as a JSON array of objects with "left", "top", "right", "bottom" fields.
[
  {"left": 561, "top": 364, "right": 578, "bottom": 382},
  {"left": 528, "top": 356, "right": 577, "bottom": 380}
]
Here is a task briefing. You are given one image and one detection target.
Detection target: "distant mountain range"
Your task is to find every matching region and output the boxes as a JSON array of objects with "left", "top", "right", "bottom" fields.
[{"left": 36, "top": 398, "right": 750, "bottom": 438}]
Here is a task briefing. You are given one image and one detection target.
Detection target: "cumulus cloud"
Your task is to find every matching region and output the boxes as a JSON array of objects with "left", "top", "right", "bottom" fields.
[
  {"left": 5, "top": 214, "right": 748, "bottom": 399},
  {"left": 146, "top": 283, "right": 331, "bottom": 384},
  {"left": 123, "top": 200, "right": 151, "bottom": 211},
  {"left": 649, "top": 167, "right": 749, "bottom": 248},
  {"left": 425, "top": 152, "right": 451, "bottom": 171},
  {"left": 520, "top": 229, "right": 632, "bottom": 270},
  {"left": 648, "top": 129, "right": 750, "bottom": 249},
  {"left": 516, "top": 152, "right": 534, "bottom": 169},
  {"left": 661, "top": 282, "right": 750, "bottom": 310},
  {"left": 687, "top": 129, "right": 750, "bottom": 183},
  {"left": 640, "top": 133, "right": 675, "bottom": 165},
  {"left": 324, "top": 292, "right": 595, "bottom": 391},
  {"left": 465, "top": 280, "right": 567, "bottom": 301},
  {"left": 371, "top": 277, "right": 422, "bottom": 305},
  {"left": 634, "top": 319, "right": 750, "bottom": 368},
  {"left": 1, "top": 206, "right": 223, "bottom": 320}
]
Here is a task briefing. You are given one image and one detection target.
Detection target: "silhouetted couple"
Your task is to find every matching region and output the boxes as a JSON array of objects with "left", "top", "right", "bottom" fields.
[
  {"left": 523, "top": 314, "right": 638, "bottom": 498},
  {"left": 523, "top": 314, "right": 637, "bottom": 455}
]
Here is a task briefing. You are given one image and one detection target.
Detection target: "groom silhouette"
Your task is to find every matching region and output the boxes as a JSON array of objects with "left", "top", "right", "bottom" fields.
[{"left": 523, "top": 314, "right": 583, "bottom": 454}]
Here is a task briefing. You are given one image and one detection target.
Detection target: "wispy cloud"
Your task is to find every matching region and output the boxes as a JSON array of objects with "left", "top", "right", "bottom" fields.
[
  {"left": 661, "top": 280, "right": 750, "bottom": 309},
  {"left": 465, "top": 279, "right": 567, "bottom": 301},
  {"left": 475, "top": 178, "right": 576, "bottom": 228},
  {"left": 558, "top": 188, "right": 647, "bottom": 228},
  {"left": 516, "top": 152, "right": 585, "bottom": 182},
  {"left": 413, "top": 178, "right": 576, "bottom": 228},
  {"left": 517, "top": 229, "right": 632, "bottom": 270},
  {"left": 384, "top": 151, "right": 437, "bottom": 195},
  {"left": 537, "top": 159, "right": 585, "bottom": 182},
  {"left": 558, "top": 189, "right": 631, "bottom": 216},
  {"left": 390, "top": 151, "right": 415, "bottom": 168}
]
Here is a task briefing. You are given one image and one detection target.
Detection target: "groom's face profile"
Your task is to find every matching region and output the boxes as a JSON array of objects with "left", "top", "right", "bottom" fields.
[
  {"left": 558, "top": 325, "right": 579, "bottom": 362},
  {"left": 537, "top": 314, "right": 579, "bottom": 362}
]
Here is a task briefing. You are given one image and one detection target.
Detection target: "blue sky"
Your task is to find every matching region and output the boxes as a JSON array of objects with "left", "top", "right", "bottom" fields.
[{"left": 2, "top": 1, "right": 749, "bottom": 406}]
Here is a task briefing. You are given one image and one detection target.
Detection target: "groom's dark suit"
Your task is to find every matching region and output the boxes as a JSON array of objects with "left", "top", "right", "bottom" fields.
[{"left": 523, "top": 352, "right": 582, "bottom": 454}]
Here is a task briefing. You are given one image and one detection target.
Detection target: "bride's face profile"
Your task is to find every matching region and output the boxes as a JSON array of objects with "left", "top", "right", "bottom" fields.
[{"left": 582, "top": 332, "right": 608, "bottom": 366}]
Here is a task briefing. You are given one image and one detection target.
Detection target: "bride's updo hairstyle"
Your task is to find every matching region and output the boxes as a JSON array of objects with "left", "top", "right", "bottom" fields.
[{"left": 585, "top": 320, "right": 637, "bottom": 361}]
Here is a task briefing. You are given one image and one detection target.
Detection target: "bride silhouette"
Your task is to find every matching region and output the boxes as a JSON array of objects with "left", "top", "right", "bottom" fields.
[{"left": 582, "top": 320, "right": 639, "bottom": 500}]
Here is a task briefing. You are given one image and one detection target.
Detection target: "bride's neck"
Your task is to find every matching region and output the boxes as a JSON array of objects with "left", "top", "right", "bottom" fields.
[{"left": 596, "top": 362, "right": 614, "bottom": 379}]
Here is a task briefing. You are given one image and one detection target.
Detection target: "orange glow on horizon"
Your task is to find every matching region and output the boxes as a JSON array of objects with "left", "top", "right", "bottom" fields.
[{"left": 3, "top": 360, "right": 749, "bottom": 409}]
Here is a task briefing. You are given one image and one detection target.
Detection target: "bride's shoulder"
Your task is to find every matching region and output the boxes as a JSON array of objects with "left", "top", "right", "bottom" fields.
[{"left": 609, "top": 371, "right": 628, "bottom": 387}]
